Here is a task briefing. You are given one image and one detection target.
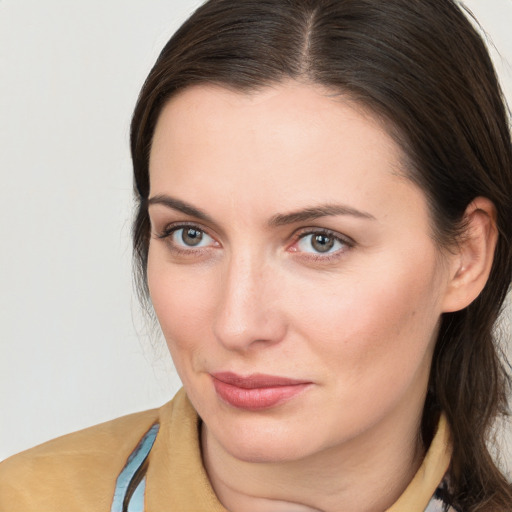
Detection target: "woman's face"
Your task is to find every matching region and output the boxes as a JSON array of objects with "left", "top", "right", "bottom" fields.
[{"left": 147, "top": 82, "right": 454, "bottom": 463}]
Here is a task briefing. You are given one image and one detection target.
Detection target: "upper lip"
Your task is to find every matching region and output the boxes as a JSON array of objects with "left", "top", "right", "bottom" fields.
[{"left": 211, "top": 372, "right": 311, "bottom": 389}]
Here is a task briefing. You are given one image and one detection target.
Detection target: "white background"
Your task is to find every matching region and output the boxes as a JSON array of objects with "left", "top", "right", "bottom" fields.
[{"left": 1, "top": 0, "right": 511, "bottom": 464}]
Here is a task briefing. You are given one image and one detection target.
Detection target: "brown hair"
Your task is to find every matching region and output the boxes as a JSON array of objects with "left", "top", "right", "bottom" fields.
[{"left": 130, "top": 0, "right": 512, "bottom": 509}]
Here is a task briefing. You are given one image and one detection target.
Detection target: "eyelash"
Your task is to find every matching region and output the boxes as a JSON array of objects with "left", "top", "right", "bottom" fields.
[
  {"left": 290, "top": 228, "right": 354, "bottom": 262},
  {"left": 155, "top": 223, "right": 354, "bottom": 261},
  {"left": 156, "top": 222, "right": 219, "bottom": 256}
]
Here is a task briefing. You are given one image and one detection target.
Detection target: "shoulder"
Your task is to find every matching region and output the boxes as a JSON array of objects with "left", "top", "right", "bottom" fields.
[{"left": 0, "top": 403, "right": 173, "bottom": 512}]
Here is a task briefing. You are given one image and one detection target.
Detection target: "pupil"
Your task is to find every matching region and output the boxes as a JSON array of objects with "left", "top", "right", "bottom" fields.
[
  {"left": 182, "top": 228, "right": 203, "bottom": 246},
  {"left": 312, "top": 234, "right": 334, "bottom": 253}
]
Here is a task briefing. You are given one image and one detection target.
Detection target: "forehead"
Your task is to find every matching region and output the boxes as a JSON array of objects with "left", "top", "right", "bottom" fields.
[
  {"left": 148, "top": 82, "right": 423, "bottom": 223},
  {"left": 150, "top": 82, "right": 401, "bottom": 166}
]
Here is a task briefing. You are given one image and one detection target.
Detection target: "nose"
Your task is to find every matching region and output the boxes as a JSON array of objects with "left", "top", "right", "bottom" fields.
[{"left": 212, "top": 252, "right": 288, "bottom": 352}]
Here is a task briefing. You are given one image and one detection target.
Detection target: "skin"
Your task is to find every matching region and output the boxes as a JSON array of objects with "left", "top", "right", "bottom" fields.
[{"left": 146, "top": 82, "right": 496, "bottom": 512}]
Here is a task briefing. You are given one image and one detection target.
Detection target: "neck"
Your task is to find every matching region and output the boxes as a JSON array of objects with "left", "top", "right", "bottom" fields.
[{"left": 201, "top": 409, "right": 425, "bottom": 512}]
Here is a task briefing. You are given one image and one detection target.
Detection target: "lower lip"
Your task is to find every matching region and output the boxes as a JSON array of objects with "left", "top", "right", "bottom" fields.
[{"left": 212, "top": 379, "right": 310, "bottom": 411}]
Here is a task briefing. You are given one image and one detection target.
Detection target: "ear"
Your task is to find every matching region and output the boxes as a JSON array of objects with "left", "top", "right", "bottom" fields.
[{"left": 442, "top": 197, "right": 498, "bottom": 313}]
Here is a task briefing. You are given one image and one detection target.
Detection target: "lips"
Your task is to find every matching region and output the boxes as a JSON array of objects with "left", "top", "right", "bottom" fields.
[{"left": 211, "top": 372, "right": 311, "bottom": 410}]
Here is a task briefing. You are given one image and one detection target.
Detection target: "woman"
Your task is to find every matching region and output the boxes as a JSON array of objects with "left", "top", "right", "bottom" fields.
[{"left": 1, "top": 0, "right": 511, "bottom": 511}]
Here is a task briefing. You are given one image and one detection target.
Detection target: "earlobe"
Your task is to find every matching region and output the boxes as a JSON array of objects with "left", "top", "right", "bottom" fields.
[{"left": 442, "top": 197, "right": 498, "bottom": 313}]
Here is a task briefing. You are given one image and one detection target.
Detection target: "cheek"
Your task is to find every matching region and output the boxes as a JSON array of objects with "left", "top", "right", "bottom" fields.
[
  {"left": 294, "top": 250, "right": 443, "bottom": 388},
  {"left": 147, "top": 248, "right": 218, "bottom": 356}
]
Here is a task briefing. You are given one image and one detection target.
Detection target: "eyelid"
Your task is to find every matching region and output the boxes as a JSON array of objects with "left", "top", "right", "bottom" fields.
[
  {"left": 294, "top": 227, "right": 355, "bottom": 246},
  {"left": 154, "top": 222, "right": 221, "bottom": 254},
  {"left": 155, "top": 221, "right": 214, "bottom": 240},
  {"left": 288, "top": 227, "right": 355, "bottom": 260}
]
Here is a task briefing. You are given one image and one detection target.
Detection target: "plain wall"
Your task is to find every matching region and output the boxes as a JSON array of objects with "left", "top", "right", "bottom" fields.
[{"left": 1, "top": 0, "right": 511, "bottom": 464}]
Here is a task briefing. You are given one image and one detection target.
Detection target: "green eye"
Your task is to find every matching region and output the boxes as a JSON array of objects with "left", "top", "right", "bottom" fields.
[
  {"left": 311, "top": 234, "right": 335, "bottom": 252},
  {"left": 297, "top": 231, "right": 346, "bottom": 254},
  {"left": 170, "top": 227, "right": 214, "bottom": 249},
  {"left": 180, "top": 228, "right": 204, "bottom": 246}
]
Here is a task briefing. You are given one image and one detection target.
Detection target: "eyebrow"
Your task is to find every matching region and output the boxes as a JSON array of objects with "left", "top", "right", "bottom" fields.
[
  {"left": 268, "top": 204, "right": 376, "bottom": 227},
  {"left": 147, "top": 195, "right": 214, "bottom": 223},
  {"left": 147, "top": 194, "right": 375, "bottom": 226}
]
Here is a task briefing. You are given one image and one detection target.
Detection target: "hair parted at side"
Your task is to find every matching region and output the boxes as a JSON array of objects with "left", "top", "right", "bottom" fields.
[{"left": 130, "top": 0, "right": 512, "bottom": 509}]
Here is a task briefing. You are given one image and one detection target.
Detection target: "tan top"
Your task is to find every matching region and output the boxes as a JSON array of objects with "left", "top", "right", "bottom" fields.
[{"left": 0, "top": 388, "right": 451, "bottom": 511}]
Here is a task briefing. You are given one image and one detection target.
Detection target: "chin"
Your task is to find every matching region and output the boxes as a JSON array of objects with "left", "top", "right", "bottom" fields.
[
  {"left": 212, "top": 420, "right": 321, "bottom": 464},
  {"left": 226, "top": 441, "right": 309, "bottom": 464}
]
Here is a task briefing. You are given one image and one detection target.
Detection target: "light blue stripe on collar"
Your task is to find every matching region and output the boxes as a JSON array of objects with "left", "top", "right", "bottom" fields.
[
  {"left": 126, "top": 477, "right": 146, "bottom": 512},
  {"left": 111, "top": 423, "right": 159, "bottom": 512}
]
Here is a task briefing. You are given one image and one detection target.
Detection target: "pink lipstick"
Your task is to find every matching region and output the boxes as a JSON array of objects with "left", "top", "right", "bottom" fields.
[{"left": 211, "top": 372, "right": 311, "bottom": 410}]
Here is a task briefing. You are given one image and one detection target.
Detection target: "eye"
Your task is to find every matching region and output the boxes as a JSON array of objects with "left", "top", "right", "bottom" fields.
[
  {"left": 158, "top": 224, "right": 217, "bottom": 250},
  {"left": 174, "top": 227, "right": 211, "bottom": 247},
  {"left": 294, "top": 229, "right": 352, "bottom": 256}
]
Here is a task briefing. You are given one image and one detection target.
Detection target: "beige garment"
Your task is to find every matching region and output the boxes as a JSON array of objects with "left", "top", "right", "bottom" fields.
[{"left": 0, "top": 388, "right": 451, "bottom": 511}]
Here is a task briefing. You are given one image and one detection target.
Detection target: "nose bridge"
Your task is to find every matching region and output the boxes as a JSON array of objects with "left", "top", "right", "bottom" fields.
[{"left": 213, "top": 247, "right": 286, "bottom": 350}]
